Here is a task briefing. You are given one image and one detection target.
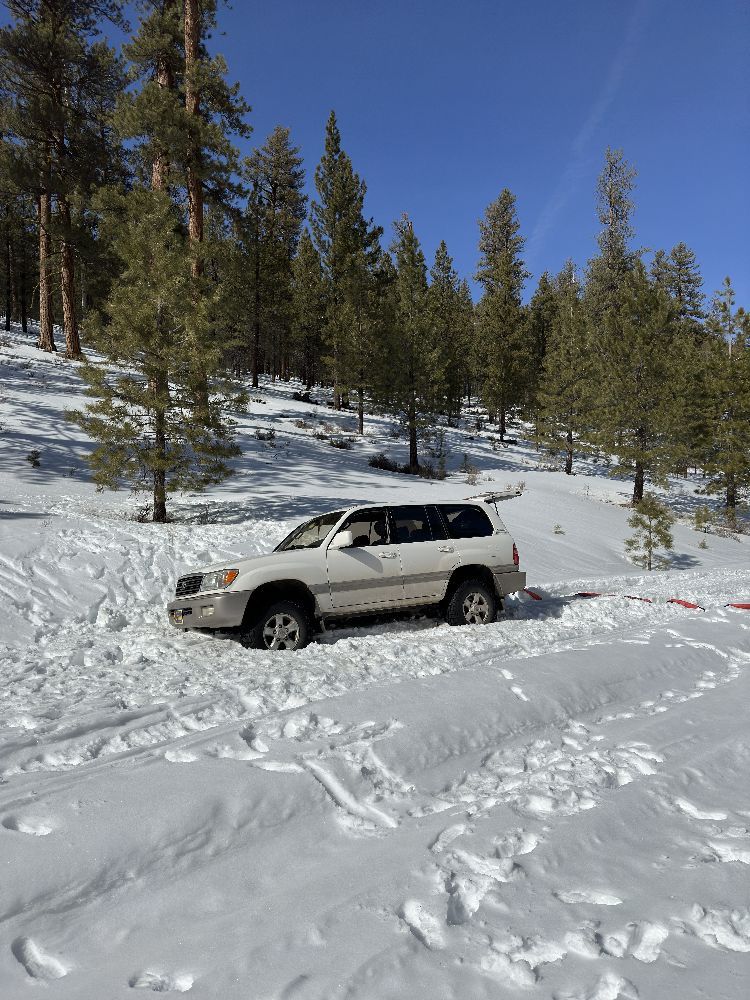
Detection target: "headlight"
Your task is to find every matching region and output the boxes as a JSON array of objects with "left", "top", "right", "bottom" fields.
[{"left": 200, "top": 569, "right": 239, "bottom": 592}]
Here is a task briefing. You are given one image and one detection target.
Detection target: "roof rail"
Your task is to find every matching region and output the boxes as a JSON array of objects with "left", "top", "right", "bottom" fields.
[{"left": 464, "top": 489, "right": 523, "bottom": 503}]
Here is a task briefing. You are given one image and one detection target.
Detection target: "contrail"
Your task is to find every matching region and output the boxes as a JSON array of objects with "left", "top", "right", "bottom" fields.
[{"left": 527, "top": 0, "right": 651, "bottom": 268}]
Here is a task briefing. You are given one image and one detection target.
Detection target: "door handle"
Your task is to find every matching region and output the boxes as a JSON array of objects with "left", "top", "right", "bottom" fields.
[
  {"left": 438, "top": 545, "right": 454, "bottom": 553},
  {"left": 379, "top": 551, "right": 398, "bottom": 559}
]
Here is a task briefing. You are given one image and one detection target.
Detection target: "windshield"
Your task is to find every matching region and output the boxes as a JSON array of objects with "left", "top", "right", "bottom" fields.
[{"left": 275, "top": 510, "right": 345, "bottom": 552}]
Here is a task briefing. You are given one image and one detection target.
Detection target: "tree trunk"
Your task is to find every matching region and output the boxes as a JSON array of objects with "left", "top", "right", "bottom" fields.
[
  {"left": 4, "top": 219, "right": 11, "bottom": 331},
  {"left": 252, "top": 243, "right": 261, "bottom": 387},
  {"left": 408, "top": 389, "right": 418, "bottom": 473},
  {"left": 37, "top": 186, "right": 55, "bottom": 352},
  {"left": 499, "top": 406, "right": 506, "bottom": 441},
  {"left": 58, "top": 197, "right": 82, "bottom": 359},
  {"left": 565, "top": 427, "right": 573, "bottom": 475},
  {"left": 633, "top": 461, "right": 645, "bottom": 504},
  {"left": 184, "top": 0, "right": 203, "bottom": 282},
  {"left": 357, "top": 380, "right": 364, "bottom": 435},
  {"left": 726, "top": 473, "right": 737, "bottom": 519},
  {"left": 151, "top": 1, "right": 175, "bottom": 192},
  {"left": 152, "top": 372, "right": 168, "bottom": 522},
  {"left": 19, "top": 242, "right": 28, "bottom": 333}
]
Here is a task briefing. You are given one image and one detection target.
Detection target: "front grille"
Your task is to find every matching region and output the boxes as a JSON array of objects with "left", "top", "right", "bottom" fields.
[{"left": 175, "top": 573, "right": 203, "bottom": 598}]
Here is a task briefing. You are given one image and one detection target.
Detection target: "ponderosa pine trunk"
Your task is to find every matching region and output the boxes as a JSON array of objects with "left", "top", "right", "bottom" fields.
[
  {"left": 726, "top": 473, "right": 737, "bottom": 521},
  {"left": 151, "top": 0, "right": 175, "bottom": 192},
  {"left": 19, "top": 241, "right": 27, "bottom": 333},
  {"left": 408, "top": 382, "right": 418, "bottom": 474},
  {"left": 184, "top": 0, "right": 203, "bottom": 279},
  {"left": 633, "top": 460, "right": 645, "bottom": 504},
  {"left": 37, "top": 183, "right": 55, "bottom": 352},
  {"left": 252, "top": 240, "right": 261, "bottom": 386},
  {"left": 152, "top": 370, "right": 169, "bottom": 522},
  {"left": 4, "top": 220, "right": 11, "bottom": 331},
  {"left": 58, "top": 196, "right": 82, "bottom": 359},
  {"left": 358, "top": 380, "right": 364, "bottom": 435},
  {"left": 565, "top": 427, "right": 573, "bottom": 475}
]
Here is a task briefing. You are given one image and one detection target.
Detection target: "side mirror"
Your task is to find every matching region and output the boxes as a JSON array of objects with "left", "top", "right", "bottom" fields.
[{"left": 329, "top": 529, "right": 354, "bottom": 549}]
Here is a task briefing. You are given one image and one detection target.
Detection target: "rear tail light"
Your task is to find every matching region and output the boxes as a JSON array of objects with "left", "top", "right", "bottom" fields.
[{"left": 513, "top": 543, "right": 519, "bottom": 567}]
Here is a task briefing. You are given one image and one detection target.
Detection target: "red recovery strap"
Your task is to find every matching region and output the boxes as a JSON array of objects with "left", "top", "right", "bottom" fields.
[
  {"left": 575, "top": 592, "right": 602, "bottom": 599},
  {"left": 726, "top": 602, "right": 750, "bottom": 610},
  {"left": 668, "top": 598, "right": 705, "bottom": 611},
  {"left": 624, "top": 595, "right": 653, "bottom": 603},
  {"left": 523, "top": 588, "right": 543, "bottom": 601}
]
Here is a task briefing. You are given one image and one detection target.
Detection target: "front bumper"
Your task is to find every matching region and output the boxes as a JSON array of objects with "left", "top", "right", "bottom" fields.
[
  {"left": 167, "top": 591, "right": 251, "bottom": 630},
  {"left": 492, "top": 570, "right": 526, "bottom": 596}
]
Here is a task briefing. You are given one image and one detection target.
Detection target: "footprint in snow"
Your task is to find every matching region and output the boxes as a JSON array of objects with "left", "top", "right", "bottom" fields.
[
  {"left": 129, "top": 970, "right": 194, "bottom": 991},
  {"left": 555, "top": 889, "right": 622, "bottom": 906},
  {"left": 554, "top": 970, "right": 639, "bottom": 1000},
  {"left": 164, "top": 748, "right": 199, "bottom": 764},
  {"left": 671, "top": 796, "right": 728, "bottom": 821},
  {"left": 2, "top": 813, "right": 55, "bottom": 836},
  {"left": 11, "top": 937, "right": 69, "bottom": 980}
]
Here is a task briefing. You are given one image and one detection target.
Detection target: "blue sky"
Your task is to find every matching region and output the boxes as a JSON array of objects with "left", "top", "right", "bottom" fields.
[{"left": 209, "top": 0, "right": 748, "bottom": 306}]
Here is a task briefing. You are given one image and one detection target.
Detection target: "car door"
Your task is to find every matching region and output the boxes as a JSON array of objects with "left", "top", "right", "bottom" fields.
[
  {"left": 325, "top": 507, "right": 405, "bottom": 610},
  {"left": 389, "top": 504, "right": 460, "bottom": 601}
]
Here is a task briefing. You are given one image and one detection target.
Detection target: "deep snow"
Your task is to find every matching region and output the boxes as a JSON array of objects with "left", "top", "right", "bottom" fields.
[{"left": 1, "top": 323, "right": 749, "bottom": 999}]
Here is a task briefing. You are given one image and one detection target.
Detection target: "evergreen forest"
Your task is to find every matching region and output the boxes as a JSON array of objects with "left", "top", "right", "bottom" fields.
[{"left": 1, "top": 1, "right": 748, "bottom": 522}]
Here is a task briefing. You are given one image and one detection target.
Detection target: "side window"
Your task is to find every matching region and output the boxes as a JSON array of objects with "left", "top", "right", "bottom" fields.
[
  {"left": 336, "top": 508, "right": 389, "bottom": 547},
  {"left": 426, "top": 504, "right": 448, "bottom": 541},
  {"left": 389, "top": 505, "right": 430, "bottom": 544},
  {"left": 440, "top": 504, "right": 494, "bottom": 539}
]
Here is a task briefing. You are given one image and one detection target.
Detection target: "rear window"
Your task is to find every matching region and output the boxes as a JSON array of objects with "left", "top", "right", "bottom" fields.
[{"left": 439, "top": 504, "right": 494, "bottom": 540}]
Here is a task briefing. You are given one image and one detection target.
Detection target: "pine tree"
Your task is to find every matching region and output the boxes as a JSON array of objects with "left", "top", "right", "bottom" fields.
[
  {"left": 592, "top": 261, "right": 681, "bottom": 502},
  {"left": 703, "top": 279, "right": 750, "bottom": 517},
  {"left": 243, "top": 125, "right": 306, "bottom": 386},
  {"left": 0, "top": 0, "right": 126, "bottom": 357},
  {"left": 651, "top": 242, "right": 704, "bottom": 331},
  {"left": 70, "top": 188, "right": 241, "bottom": 521},
  {"left": 474, "top": 188, "right": 529, "bottom": 438},
  {"left": 585, "top": 147, "right": 637, "bottom": 323},
  {"left": 389, "top": 214, "right": 430, "bottom": 472},
  {"left": 537, "top": 261, "right": 591, "bottom": 474},
  {"left": 624, "top": 493, "right": 675, "bottom": 570},
  {"left": 427, "top": 240, "right": 471, "bottom": 419},
  {"left": 290, "top": 230, "right": 326, "bottom": 389},
  {"left": 310, "top": 111, "right": 382, "bottom": 409}
]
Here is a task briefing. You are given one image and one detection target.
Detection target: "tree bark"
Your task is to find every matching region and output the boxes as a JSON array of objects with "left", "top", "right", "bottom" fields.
[
  {"left": 4, "top": 218, "right": 11, "bottom": 331},
  {"left": 184, "top": 0, "right": 203, "bottom": 281},
  {"left": 37, "top": 184, "right": 55, "bottom": 352},
  {"left": 58, "top": 196, "right": 82, "bottom": 359},
  {"left": 19, "top": 240, "right": 28, "bottom": 333},
  {"left": 152, "top": 370, "right": 169, "bottom": 522},
  {"left": 565, "top": 427, "right": 573, "bottom": 475},
  {"left": 151, "top": 0, "right": 175, "bottom": 192},
  {"left": 408, "top": 383, "right": 418, "bottom": 473},
  {"left": 633, "top": 460, "right": 645, "bottom": 504},
  {"left": 357, "top": 380, "right": 364, "bottom": 435},
  {"left": 252, "top": 238, "right": 261, "bottom": 387},
  {"left": 726, "top": 473, "right": 737, "bottom": 519}
]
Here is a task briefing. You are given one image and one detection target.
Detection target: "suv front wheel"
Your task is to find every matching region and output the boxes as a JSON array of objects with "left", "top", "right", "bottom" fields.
[
  {"left": 445, "top": 579, "right": 498, "bottom": 627},
  {"left": 247, "top": 600, "right": 311, "bottom": 651}
]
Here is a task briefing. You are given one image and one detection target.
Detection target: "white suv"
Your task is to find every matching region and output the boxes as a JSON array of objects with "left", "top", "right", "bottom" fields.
[{"left": 167, "top": 494, "right": 526, "bottom": 650}]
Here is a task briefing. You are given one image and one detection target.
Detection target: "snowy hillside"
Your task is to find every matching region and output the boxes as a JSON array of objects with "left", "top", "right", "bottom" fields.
[{"left": 1, "top": 323, "right": 749, "bottom": 1000}]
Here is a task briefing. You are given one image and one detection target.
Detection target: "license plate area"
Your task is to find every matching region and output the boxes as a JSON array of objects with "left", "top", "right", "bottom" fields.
[{"left": 171, "top": 607, "right": 192, "bottom": 625}]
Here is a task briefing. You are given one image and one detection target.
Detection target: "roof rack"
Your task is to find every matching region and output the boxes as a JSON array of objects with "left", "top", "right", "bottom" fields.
[{"left": 464, "top": 489, "right": 523, "bottom": 503}]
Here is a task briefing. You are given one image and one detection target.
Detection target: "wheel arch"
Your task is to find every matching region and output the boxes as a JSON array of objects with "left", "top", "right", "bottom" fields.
[
  {"left": 444, "top": 564, "right": 498, "bottom": 603},
  {"left": 241, "top": 580, "right": 318, "bottom": 626}
]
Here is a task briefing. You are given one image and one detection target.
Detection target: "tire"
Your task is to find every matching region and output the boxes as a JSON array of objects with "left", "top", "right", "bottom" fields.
[
  {"left": 247, "top": 600, "right": 311, "bottom": 651},
  {"left": 445, "top": 578, "right": 498, "bottom": 627}
]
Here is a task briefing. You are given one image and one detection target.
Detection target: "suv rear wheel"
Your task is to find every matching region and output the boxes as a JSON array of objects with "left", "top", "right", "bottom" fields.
[
  {"left": 445, "top": 579, "right": 498, "bottom": 627},
  {"left": 247, "top": 600, "right": 310, "bottom": 651}
]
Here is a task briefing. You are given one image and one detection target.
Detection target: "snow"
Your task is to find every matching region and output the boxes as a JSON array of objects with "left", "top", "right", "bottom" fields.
[{"left": 1, "top": 323, "right": 750, "bottom": 998}]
